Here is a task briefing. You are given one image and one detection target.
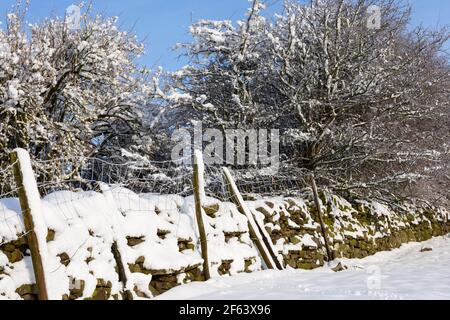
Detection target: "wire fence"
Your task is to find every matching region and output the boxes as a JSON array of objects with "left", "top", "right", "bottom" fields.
[
  {"left": 24, "top": 154, "right": 310, "bottom": 204},
  {"left": 0, "top": 150, "right": 297, "bottom": 257},
  {"left": 203, "top": 165, "right": 309, "bottom": 202},
  {"left": 0, "top": 150, "right": 309, "bottom": 272},
  {"left": 33, "top": 157, "right": 193, "bottom": 195},
  {"left": 0, "top": 159, "right": 29, "bottom": 247},
  {"left": 0, "top": 155, "right": 194, "bottom": 252},
  {"left": 0, "top": 154, "right": 309, "bottom": 244},
  {"left": 29, "top": 156, "right": 200, "bottom": 252}
]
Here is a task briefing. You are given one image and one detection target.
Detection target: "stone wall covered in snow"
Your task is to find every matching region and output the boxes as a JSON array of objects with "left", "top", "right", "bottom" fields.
[
  {"left": 0, "top": 188, "right": 449, "bottom": 300},
  {"left": 248, "top": 193, "right": 450, "bottom": 270},
  {"left": 0, "top": 188, "right": 261, "bottom": 300}
]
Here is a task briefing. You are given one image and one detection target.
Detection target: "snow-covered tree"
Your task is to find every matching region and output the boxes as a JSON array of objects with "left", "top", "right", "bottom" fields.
[
  {"left": 164, "top": 0, "right": 450, "bottom": 202},
  {"left": 266, "top": 0, "right": 450, "bottom": 197},
  {"left": 0, "top": 2, "right": 152, "bottom": 184},
  {"left": 163, "top": 0, "right": 273, "bottom": 130}
]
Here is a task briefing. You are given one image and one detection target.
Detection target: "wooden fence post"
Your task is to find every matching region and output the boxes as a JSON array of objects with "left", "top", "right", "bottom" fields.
[
  {"left": 222, "top": 167, "right": 282, "bottom": 270},
  {"left": 10, "top": 148, "right": 49, "bottom": 300},
  {"left": 309, "top": 174, "right": 333, "bottom": 262},
  {"left": 97, "top": 182, "right": 133, "bottom": 300},
  {"left": 192, "top": 150, "right": 211, "bottom": 280}
]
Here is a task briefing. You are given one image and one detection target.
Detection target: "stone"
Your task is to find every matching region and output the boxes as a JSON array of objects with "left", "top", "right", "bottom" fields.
[
  {"left": 420, "top": 247, "right": 433, "bottom": 252},
  {"left": 135, "top": 256, "right": 145, "bottom": 264},
  {"left": 203, "top": 204, "right": 220, "bottom": 217},
  {"left": 331, "top": 262, "right": 347, "bottom": 272},
  {"left": 90, "top": 279, "right": 112, "bottom": 300},
  {"left": 8, "top": 250, "right": 23, "bottom": 263},
  {"left": 2, "top": 244, "right": 15, "bottom": 253},
  {"left": 244, "top": 258, "right": 256, "bottom": 273},
  {"left": 157, "top": 229, "right": 170, "bottom": 239},
  {"left": 22, "top": 294, "right": 37, "bottom": 301},
  {"left": 15, "top": 284, "right": 37, "bottom": 298},
  {"left": 148, "top": 284, "right": 160, "bottom": 296},
  {"left": 91, "top": 287, "right": 110, "bottom": 300},
  {"left": 296, "top": 262, "right": 317, "bottom": 270},
  {"left": 150, "top": 273, "right": 180, "bottom": 294},
  {"left": 289, "top": 236, "right": 301, "bottom": 245},
  {"left": 133, "top": 285, "right": 149, "bottom": 298},
  {"left": 218, "top": 260, "right": 233, "bottom": 276},
  {"left": 69, "top": 278, "right": 85, "bottom": 299},
  {"left": 127, "top": 236, "right": 146, "bottom": 247},
  {"left": 46, "top": 230, "right": 56, "bottom": 242},
  {"left": 178, "top": 239, "right": 195, "bottom": 251},
  {"left": 184, "top": 266, "right": 205, "bottom": 282},
  {"left": 265, "top": 202, "right": 274, "bottom": 209},
  {"left": 224, "top": 231, "right": 245, "bottom": 243},
  {"left": 58, "top": 252, "right": 71, "bottom": 266}
]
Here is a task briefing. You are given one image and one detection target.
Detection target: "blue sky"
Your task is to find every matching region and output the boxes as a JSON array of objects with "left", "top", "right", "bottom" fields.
[{"left": 1, "top": 0, "right": 449, "bottom": 70}]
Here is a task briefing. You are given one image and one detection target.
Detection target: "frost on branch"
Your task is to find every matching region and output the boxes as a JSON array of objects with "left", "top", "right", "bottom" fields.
[
  {"left": 0, "top": 3, "right": 153, "bottom": 185},
  {"left": 162, "top": 0, "right": 450, "bottom": 203}
]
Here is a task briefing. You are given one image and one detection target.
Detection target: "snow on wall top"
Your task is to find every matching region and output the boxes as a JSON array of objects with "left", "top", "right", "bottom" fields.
[
  {"left": 0, "top": 187, "right": 261, "bottom": 299},
  {"left": 1, "top": 187, "right": 448, "bottom": 300}
]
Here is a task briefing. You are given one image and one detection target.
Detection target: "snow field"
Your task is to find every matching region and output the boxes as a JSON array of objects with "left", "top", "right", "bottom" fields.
[{"left": 157, "top": 236, "right": 450, "bottom": 300}]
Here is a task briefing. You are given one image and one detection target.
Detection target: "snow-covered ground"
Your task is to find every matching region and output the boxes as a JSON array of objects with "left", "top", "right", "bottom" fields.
[{"left": 157, "top": 235, "right": 450, "bottom": 300}]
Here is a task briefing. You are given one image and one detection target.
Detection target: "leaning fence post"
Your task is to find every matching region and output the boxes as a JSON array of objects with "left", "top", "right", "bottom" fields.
[
  {"left": 10, "top": 148, "right": 49, "bottom": 300},
  {"left": 309, "top": 174, "right": 333, "bottom": 262},
  {"left": 192, "top": 150, "right": 211, "bottom": 280},
  {"left": 222, "top": 167, "right": 281, "bottom": 270}
]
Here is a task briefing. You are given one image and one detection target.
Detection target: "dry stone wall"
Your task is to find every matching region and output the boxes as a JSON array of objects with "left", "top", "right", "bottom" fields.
[
  {"left": 1, "top": 188, "right": 449, "bottom": 300},
  {"left": 248, "top": 192, "right": 450, "bottom": 270}
]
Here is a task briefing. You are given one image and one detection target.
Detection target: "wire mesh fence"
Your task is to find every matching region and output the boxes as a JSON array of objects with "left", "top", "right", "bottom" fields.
[
  {"left": 27, "top": 156, "right": 199, "bottom": 251},
  {"left": 0, "top": 148, "right": 313, "bottom": 239},
  {"left": 34, "top": 157, "right": 193, "bottom": 195},
  {"left": 0, "top": 159, "right": 29, "bottom": 247},
  {"left": 0, "top": 148, "right": 312, "bottom": 275},
  {"left": 203, "top": 163, "right": 309, "bottom": 202}
]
